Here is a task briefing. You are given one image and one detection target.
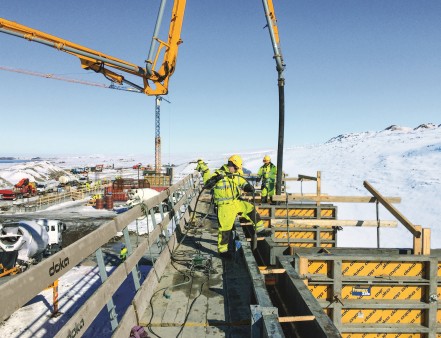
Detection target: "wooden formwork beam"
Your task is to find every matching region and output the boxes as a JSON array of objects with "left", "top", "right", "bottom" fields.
[
  {"left": 278, "top": 315, "right": 315, "bottom": 323},
  {"left": 413, "top": 225, "right": 423, "bottom": 254},
  {"left": 363, "top": 181, "right": 421, "bottom": 238},
  {"left": 423, "top": 228, "right": 431, "bottom": 255},
  {"left": 271, "top": 219, "right": 398, "bottom": 228},
  {"left": 272, "top": 194, "right": 401, "bottom": 203},
  {"left": 259, "top": 268, "right": 286, "bottom": 275}
]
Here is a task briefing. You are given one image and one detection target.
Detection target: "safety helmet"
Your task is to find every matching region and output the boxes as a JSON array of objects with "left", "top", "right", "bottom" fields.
[
  {"left": 227, "top": 154, "right": 243, "bottom": 169},
  {"left": 263, "top": 155, "right": 271, "bottom": 163}
]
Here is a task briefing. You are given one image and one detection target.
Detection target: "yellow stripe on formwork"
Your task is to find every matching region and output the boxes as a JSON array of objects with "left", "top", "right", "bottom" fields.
[
  {"left": 285, "top": 243, "right": 333, "bottom": 248},
  {"left": 320, "top": 209, "right": 335, "bottom": 218},
  {"left": 342, "top": 334, "right": 423, "bottom": 338},
  {"left": 341, "top": 261, "right": 424, "bottom": 277},
  {"left": 341, "top": 309, "right": 424, "bottom": 324},
  {"left": 274, "top": 231, "right": 314, "bottom": 239},
  {"left": 436, "top": 309, "right": 441, "bottom": 324},
  {"left": 258, "top": 208, "right": 270, "bottom": 216},
  {"left": 274, "top": 209, "right": 316, "bottom": 217},
  {"left": 257, "top": 207, "right": 336, "bottom": 218},
  {"left": 341, "top": 285, "right": 424, "bottom": 300},
  {"left": 308, "top": 261, "right": 330, "bottom": 276},
  {"left": 309, "top": 285, "right": 331, "bottom": 300},
  {"left": 320, "top": 232, "right": 334, "bottom": 240},
  {"left": 437, "top": 263, "right": 441, "bottom": 277}
]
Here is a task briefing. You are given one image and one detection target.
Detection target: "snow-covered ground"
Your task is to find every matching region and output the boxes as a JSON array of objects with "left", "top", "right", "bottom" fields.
[
  {"left": 1, "top": 123, "right": 440, "bottom": 248},
  {"left": 1, "top": 123, "right": 440, "bottom": 337}
]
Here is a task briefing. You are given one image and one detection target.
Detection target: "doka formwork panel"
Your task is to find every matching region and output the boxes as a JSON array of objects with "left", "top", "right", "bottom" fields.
[
  {"left": 257, "top": 203, "right": 337, "bottom": 228},
  {"left": 257, "top": 231, "right": 337, "bottom": 266},
  {"left": 273, "top": 256, "right": 342, "bottom": 337},
  {"left": 289, "top": 253, "right": 440, "bottom": 337}
]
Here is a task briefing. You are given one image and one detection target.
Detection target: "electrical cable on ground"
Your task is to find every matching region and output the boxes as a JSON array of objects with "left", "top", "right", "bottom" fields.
[{"left": 145, "top": 172, "right": 262, "bottom": 337}]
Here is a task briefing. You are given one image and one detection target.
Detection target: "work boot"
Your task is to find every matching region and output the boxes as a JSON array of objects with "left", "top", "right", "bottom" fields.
[
  {"left": 257, "top": 229, "right": 272, "bottom": 237},
  {"left": 261, "top": 196, "right": 268, "bottom": 204}
]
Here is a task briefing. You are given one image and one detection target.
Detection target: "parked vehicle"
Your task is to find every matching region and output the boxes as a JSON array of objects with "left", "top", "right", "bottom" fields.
[
  {"left": 13, "top": 178, "right": 37, "bottom": 198},
  {"left": 0, "top": 219, "right": 66, "bottom": 276},
  {"left": 36, "top": 219, "right": 66, "bottom": 255},
  {"left": 36, "top": 180, "right": 58, "bottom": 195},
  {"left": 0, "top": 189, "right": 16, "bottom": 201},
  {"left": 0, "top": 221, "right": 49, "bottom": 264}
]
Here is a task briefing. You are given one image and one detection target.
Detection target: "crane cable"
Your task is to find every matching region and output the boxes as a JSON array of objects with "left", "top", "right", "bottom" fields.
[{"left": 0, "top": 65, "right": 141, "bottom": 93}]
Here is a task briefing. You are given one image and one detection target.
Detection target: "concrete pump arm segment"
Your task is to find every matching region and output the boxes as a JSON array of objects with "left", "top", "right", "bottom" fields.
[{"left": 0, "top": 0, "right": 186, "bottom": 95}]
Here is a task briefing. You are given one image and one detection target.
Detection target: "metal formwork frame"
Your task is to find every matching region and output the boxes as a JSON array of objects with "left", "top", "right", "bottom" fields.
[{"left": 292, "top": 253, "right": 440, "bottom": 337}]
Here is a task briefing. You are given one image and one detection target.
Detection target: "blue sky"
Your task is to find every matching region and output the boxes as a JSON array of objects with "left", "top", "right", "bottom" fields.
[{"left": 1, "top": 1, "right": 440, "bottom": 158}]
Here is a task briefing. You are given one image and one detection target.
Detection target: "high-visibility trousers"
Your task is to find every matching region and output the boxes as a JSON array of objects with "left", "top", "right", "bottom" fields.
[
  {"left": 261, "top": 180, "right": 275, "bottom": 198},
  {"left": 217, "top": 199, "right": 264, "bottom": 253}
]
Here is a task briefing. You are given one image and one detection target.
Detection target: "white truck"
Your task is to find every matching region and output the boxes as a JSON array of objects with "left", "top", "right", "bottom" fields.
[
  {"left": 0, "top": 219, "right": 66, "bottom": 267},
  {"left": 36, "top": 219, "right": 66, "bottom": 254},
  {"left": 36, "top": 180, "right": 58, "bottom": 195}
]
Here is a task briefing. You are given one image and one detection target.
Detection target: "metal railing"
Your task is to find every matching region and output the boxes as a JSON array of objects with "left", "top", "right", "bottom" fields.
[{"left": 0, "top": 173, "right": 201, "bottom": 337}]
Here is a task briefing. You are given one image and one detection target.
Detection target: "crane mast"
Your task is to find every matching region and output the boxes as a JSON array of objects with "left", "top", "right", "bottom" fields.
[{"left": 155, "top": 96, "right": 171, "bottom": 173}]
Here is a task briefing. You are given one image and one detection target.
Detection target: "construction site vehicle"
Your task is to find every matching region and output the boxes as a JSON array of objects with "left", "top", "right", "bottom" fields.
[
  {"left": 13, "top": 178, "right": 37, "bottom": 198},
  {"left": 0, "top": 189, "right": 17, "bottom": 201},
  {"left": 0, "top": 221, "right": 49, "bottom": 265},
  {"left": 36, "top": 219, "right": 66, "bottom": 255},
  {"left": 93, "top": 164, "right": 103, "bottom": 172},
  {"left": 0, "top": 219, "right": 65, "bottom": 277},
  {"left": 58, "top": 175, "right": 73, "bottom": 186},
  {"left": 36, "top": 180, "right": 57, "bottom": 195},
  {"left": 71, "top": 167, "right": 89, "bottom": 175}
]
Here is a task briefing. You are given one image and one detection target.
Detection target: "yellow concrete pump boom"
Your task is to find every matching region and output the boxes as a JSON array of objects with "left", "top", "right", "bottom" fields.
[{"left": 0, "top": 0, "right": 186, "bottom": 95}]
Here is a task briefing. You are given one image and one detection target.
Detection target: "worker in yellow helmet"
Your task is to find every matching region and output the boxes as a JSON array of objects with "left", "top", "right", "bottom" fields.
[
  {"left": 120, "top": 244, "right": 128, "bottom": 262},
  {"left": 204, "top": 154, "right": 271, "bottom": 258},
  {"left": 195, "top": 159, "right": 211, "bottom": 182},
  {"left": 257, "top": 155, "right": 277, "bottom": 203}
]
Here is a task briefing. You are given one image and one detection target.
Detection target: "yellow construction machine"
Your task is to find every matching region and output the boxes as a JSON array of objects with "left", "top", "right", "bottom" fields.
[{"left": 0, "top": 0, "right": 187, "bottom": 95}]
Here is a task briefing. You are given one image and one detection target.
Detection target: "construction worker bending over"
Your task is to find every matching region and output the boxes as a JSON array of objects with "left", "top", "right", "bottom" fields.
[
  {"left": 204, "top": 155, "right": 271, "bottom": 258},
  {"left": 257, "top": 155, "right": 277, "bottom": 203},
  {"left": 195, "top": 159, "right": 211, "bottom": 182}
]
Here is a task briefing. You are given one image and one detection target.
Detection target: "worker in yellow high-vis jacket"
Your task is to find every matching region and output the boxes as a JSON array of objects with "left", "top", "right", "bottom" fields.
[
  {"left": 195, "top": 159, "right": 211, "bottom": 182},
  {"left": 204, "top": 154, "right": 271, "bottom": 258},
  {"left": 257, "top": 155, "right": 277, "bottom": 203}
]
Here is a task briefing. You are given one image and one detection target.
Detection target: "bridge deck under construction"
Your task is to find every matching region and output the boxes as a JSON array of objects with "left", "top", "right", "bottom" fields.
[
  {"left": 0, "top": 173, "right": 438, "bottom": 338},
  {"left": 139, "top": 205, "right": 253, "bottom": 337}
]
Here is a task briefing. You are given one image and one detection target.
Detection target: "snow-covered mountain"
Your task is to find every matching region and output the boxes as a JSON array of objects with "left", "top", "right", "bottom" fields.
[
  {"left": 0, "top": 161, "right": 75, "bottom": 187},
  {"left": 1, "top": 123, "right": 440, "bottom": 249}
]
